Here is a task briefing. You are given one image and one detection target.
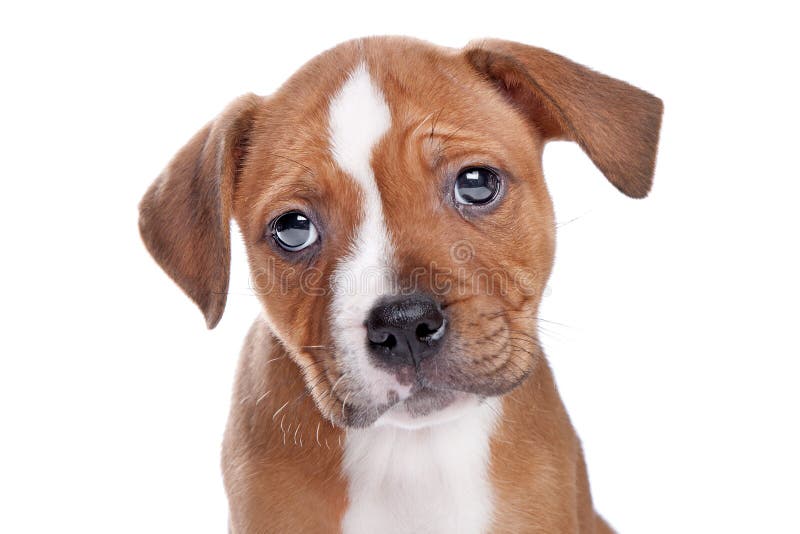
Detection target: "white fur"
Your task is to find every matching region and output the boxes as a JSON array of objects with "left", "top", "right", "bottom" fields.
[
  {"left": 376, "top": 391, "right": 483, "bottom": 430},
  {"left": 328, "top": 62, "right": 499, "bottom": 534},
  {"left": 342, "top": 398, "right": 501, "bottom": 534},
  {"left": 327, "top": 63, "right": 410, "bottom": 403}
]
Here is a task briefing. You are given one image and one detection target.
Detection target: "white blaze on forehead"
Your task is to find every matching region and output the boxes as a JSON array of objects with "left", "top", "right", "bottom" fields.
[
  {"left": 329, "top": 62, "right": 392, "bottom": 186},
  {"left": 328, "top": 63, "right": 404, "bottom": 402}
]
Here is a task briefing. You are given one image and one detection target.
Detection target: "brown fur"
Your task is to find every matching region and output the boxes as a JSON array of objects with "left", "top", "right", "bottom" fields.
[{"left": 139, "top": 36, "right": 661, "bottom": 533}]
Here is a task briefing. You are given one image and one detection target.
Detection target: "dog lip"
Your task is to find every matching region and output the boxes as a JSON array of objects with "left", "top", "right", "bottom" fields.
[
  {"left": 374, "top": 388, "right": 483, "bottom": 429},
  {"left": 332, "top": 383, "right": 455, "bottom": 428},
  {"left": 399, "top": 384, "right": 457, "bottom": 414}
]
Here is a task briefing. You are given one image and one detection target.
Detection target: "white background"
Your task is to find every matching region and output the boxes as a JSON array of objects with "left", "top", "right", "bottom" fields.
[{"left": 2, "top": 1, "right": 798, "bottom": 532}]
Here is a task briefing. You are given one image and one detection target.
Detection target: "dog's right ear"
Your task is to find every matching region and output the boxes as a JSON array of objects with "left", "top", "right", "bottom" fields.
[{"left": 138, "top": 94, "right": 262, "bottom": 329}]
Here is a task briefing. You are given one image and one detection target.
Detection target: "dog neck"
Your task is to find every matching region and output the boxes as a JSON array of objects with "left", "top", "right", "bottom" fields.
[{"left": 342, "top": 397, "right": 501, "bottom": 534}]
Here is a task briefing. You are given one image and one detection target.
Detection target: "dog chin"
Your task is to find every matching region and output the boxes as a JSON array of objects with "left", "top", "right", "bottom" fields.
[{"left": 373, "top": 388, "right": 483, "bottom": 430}]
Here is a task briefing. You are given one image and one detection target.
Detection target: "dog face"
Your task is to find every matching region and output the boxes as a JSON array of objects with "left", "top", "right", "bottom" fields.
[{"left": 139, "top": 37, "right": 662, "bottom": 428}]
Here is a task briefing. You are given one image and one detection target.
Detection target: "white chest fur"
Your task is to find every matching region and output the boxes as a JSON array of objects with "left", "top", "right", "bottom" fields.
[{"left": 341, "top": 400, "right": 500, "bottom": 534}]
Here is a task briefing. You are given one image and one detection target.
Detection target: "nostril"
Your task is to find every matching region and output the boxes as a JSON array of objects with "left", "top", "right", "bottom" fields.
[
  {"left": 370, "top": 330, "right": 397, "bottom": 349},
  {"left": 415, "top": 318, "right": 446, "bottom": 342},
  {"left": 415, "top": 322, "right": 435, "bottom": 340},
  {"left": 380, "top": 333, "right": 397, "bottom": 349}
]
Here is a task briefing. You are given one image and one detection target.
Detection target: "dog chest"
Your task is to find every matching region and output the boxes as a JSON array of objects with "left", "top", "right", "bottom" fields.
[{"left": 341, "top": 401, "right": 499, "bottom": 534}]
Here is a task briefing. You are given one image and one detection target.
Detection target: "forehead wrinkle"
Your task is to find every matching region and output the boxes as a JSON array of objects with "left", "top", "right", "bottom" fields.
[{"left": 251, "top": 172, "right": 319, "bottom": 208}]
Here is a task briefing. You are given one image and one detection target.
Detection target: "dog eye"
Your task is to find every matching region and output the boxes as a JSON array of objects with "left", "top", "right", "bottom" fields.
[
  {"left": 454, "top": 167, "right": 500, "bottom": 205},
  {"left": 271, "top": 212, "right": 319, "bottom": 251}
]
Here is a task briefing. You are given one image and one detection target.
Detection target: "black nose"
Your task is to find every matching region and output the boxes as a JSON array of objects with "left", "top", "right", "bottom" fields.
[{"left": 366, "top": 294, "right": 446, "bottom": 366}]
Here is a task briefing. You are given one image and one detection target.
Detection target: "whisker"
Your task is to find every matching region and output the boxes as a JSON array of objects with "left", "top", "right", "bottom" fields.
[
  {"left": 268, "top": 152, "right": 314, "bottom": 176},
  {"left": 300, "top": 369, "right": 330, "bottom": 401},
  {"left": 483, "top": 401, "right": 515, "bottom": 443},
  {"left": 255, "top": 390, "right": 271, "bottom": 405},
  {"left": 272, "top": 400, "right": 290, "bottom": 421},
  {"left": 411, "top": 110, "right": 436, "bottom": 137},
  {"left": 484, "top": 310, "right": 570, "bottom": 328},
  {"left": 441, "top": 124, "right": 465, "bottom": 144},
  {"left": 330, "top": 373, "right": 347, "bottom": 397},
  {"left": 279, "top": 367, "right": 330, "bottom": 421},
  {"left": 296, "top": 357, "right": 327, "bottom": 374},
  {"left": 341, "top": 391, "right": 352, "bottom": 421},
  {"left": 556, "top": 211, "right": 590, "bottom": 228},
  {"left": 430, "top": 107, "right": 445, "bottom": 140},
  {"left": 264, "top": 355, "right": 288, "bottom": 365}
]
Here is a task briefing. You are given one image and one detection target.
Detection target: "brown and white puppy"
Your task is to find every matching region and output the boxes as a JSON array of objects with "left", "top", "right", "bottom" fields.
[{"left": 139, "top": 36, "right": 662, "bottom": 533}]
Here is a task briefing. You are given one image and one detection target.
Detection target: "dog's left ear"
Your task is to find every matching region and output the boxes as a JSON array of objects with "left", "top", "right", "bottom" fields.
[
  {"left": 139, "top": 94, "right": 262, "bottom": 329},
  {"left": 465, "top": 39, "right": 663, "bottom": 198}
]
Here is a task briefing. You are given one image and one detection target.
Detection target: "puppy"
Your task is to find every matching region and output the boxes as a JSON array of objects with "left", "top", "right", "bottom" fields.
[{"left": 139, "top": 36, "right": 661, "bottom": 533}]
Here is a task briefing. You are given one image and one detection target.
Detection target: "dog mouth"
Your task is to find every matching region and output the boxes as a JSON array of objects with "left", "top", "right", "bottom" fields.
[
  {"left": 318, "top": 305, "right": 542, "bottom": 428},
  {"left": 388, "top": 385, "right": 460, "bottom": 416},
  {"left": 319, "top": 354, "right": 534, "bottom": 428},
  {"left": 378, "top": 387, "right": 494, "bottom": 428},
  {"left": 330, "top": 380, "right": 481, "bottom": 429}
]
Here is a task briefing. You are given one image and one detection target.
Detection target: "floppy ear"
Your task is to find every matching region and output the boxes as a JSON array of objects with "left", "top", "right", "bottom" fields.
[
  {"left": 465, "top": 39, "right": 663, "bottom": 198},
  {"left": 138, "top": 94, "right": 262, "bottom": 328}
]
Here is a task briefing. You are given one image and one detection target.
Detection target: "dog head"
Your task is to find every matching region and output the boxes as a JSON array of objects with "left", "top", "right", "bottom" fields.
[{"left": 139, "top": 37, "right": 662, "bottom": 428}]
